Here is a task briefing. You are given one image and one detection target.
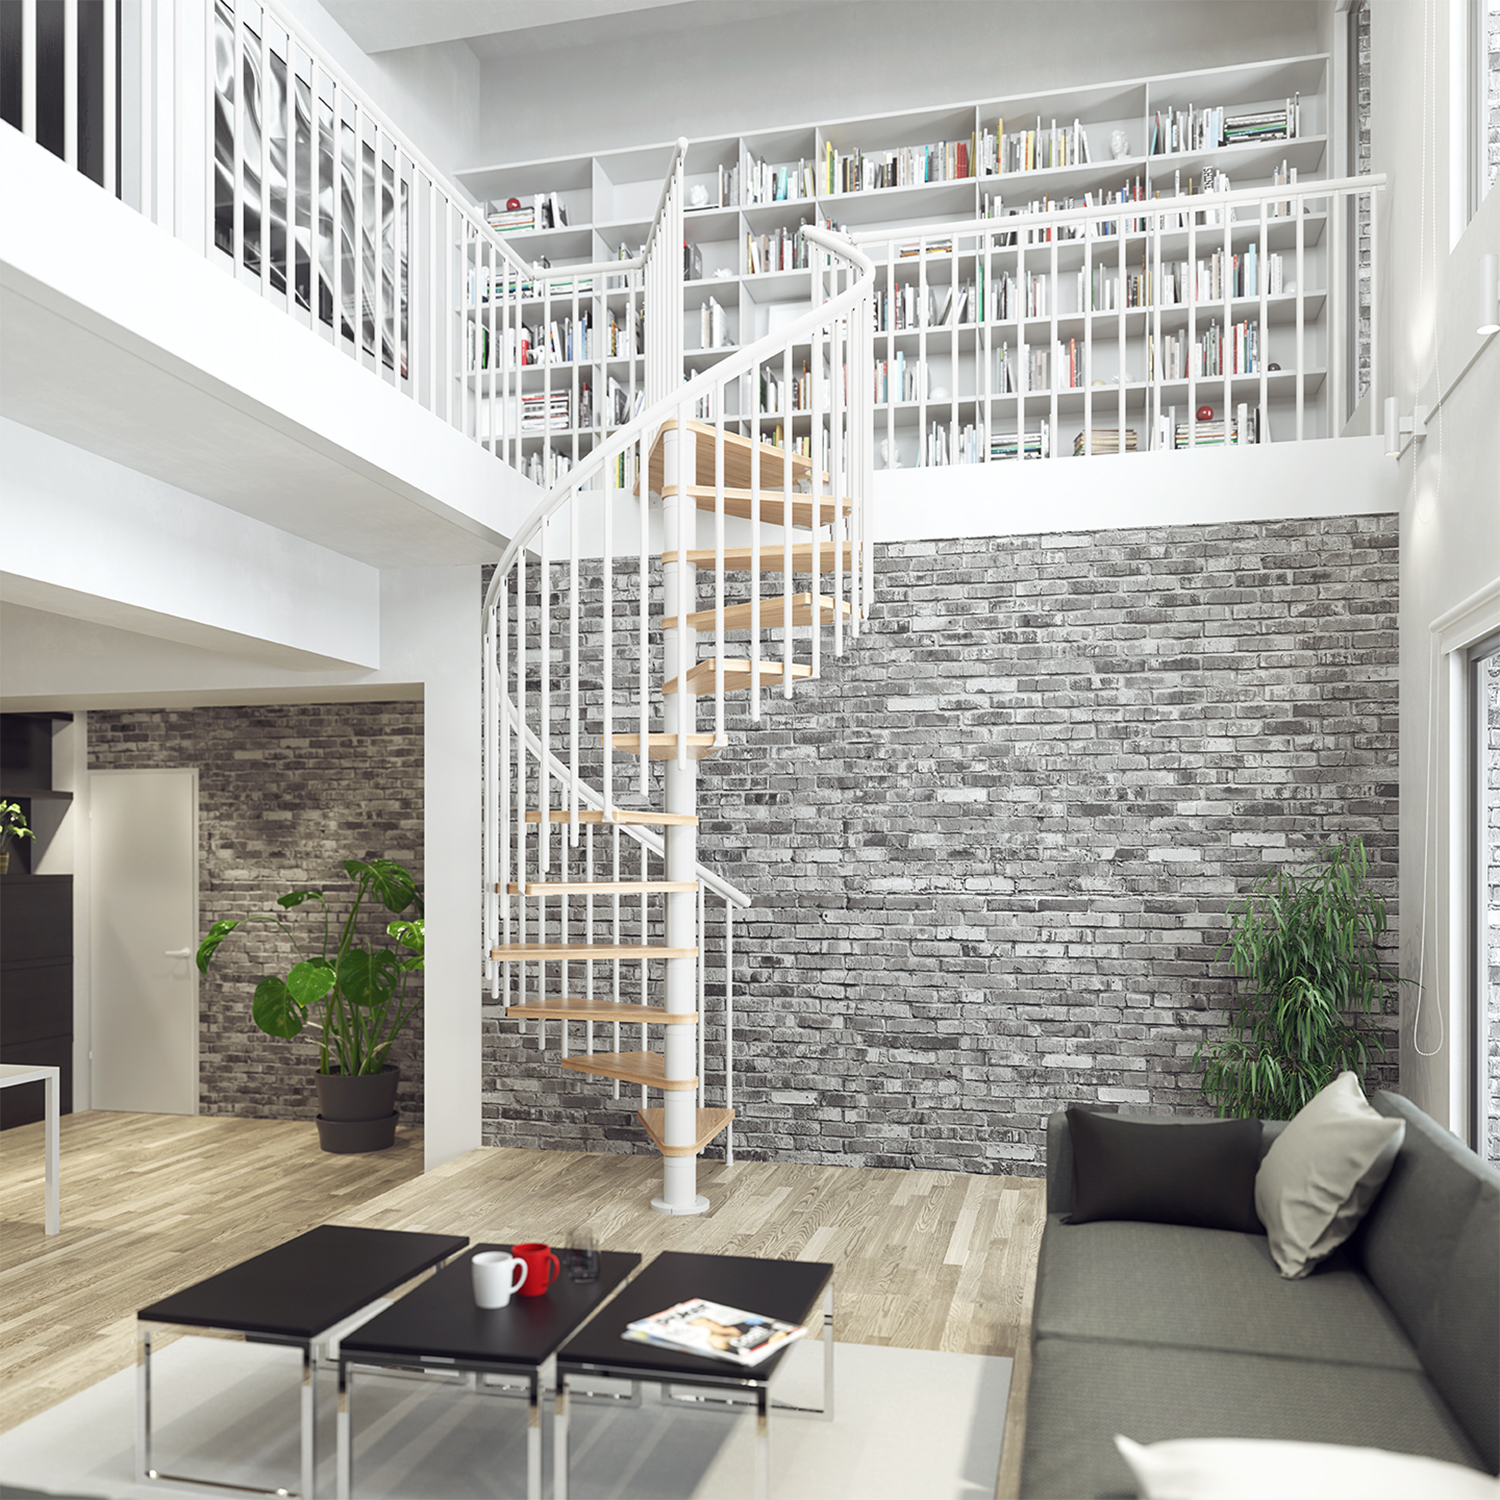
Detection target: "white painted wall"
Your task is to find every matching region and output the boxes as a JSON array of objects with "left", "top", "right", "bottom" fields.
[
  {"left": 1, "top": 567, "right": 485, "bottom": 1171},
  {"left": 1, "top": 130, "right": 538, "bottom": 570},
  {"left": 471, "top": 1, "right": 1328, "bottom": 167},
  {"left": 0, "top": 419, "right": 381, "bottom": 668},
  {"left": 1371, "top": 0, "right": 1500, "bottom": 1133},
  {"left": 273, "top": 0, "right": 483, "bottom": 192},
  {"left": 873, "top": 434, "right": 1401, "bottom": 541}
]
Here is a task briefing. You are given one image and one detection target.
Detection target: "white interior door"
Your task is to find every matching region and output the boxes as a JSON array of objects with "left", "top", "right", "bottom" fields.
[{"left": 91, "top": 768, "right": 198, "bottom": 1114}]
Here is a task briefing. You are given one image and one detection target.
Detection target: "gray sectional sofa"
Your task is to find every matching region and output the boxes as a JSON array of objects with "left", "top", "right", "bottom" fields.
[{"left": 1018, "top": 1091, "right": 1500, "bottom": 1498}]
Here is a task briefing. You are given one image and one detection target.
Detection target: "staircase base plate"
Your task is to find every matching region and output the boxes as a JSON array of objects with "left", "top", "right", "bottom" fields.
[{"left": 651, "top": 1193, "right": 711, "bottom": 1217}]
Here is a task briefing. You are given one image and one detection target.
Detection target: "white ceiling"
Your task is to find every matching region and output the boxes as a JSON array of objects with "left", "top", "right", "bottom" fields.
[{"left": 322, "top": 0, "right": 698, "bottom": 54}]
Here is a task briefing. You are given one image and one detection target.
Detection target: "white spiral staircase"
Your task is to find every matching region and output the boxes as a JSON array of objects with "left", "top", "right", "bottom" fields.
[{"left": 482, "top": 147, "right": 876, "bottom": 1214}]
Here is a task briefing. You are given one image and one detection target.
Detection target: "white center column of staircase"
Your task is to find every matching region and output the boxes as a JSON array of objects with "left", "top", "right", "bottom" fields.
[{"left": 658, "top": 420, "right": 706, "bottom": 1214}]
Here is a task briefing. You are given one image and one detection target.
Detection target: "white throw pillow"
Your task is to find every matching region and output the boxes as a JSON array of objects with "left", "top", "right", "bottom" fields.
[
  {"left": 1253, "top": 1070, "right": 1404, "bottom": 1279},
  {"left": 1115, "top": 1435, "right": 1500, "bottom": 1500}
]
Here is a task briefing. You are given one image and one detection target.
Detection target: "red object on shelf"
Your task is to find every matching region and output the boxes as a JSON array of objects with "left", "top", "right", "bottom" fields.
[
  {"left": 506, "top": 197, "right": 521, "bottom": 212},
  {"left": 1196, "top": 404, "right": 1214, "bottom": 421}
]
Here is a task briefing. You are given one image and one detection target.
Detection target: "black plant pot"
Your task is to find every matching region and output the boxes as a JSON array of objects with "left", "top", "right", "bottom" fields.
[{"left": 315, "top": 1065, "right": 399, "bottom": 1153}]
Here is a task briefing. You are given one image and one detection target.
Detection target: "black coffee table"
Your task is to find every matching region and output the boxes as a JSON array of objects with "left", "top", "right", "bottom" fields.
[
  {"left": 335, "top": 1245, "right": 640, "bottom": 1500},
  {"left": 136, "top": 1224, "right": 467, "bottom": 1499},
  {"left": 554, "top": 1251, "right": 835, "bottom": 1500}
]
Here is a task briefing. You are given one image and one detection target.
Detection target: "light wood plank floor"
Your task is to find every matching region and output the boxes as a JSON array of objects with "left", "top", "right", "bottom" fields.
[
  {"left": 1, "top": 1115, "right": 1045, "bottom": 1497},
  {"left": 0, "top": 1112, "right": 425, "bottom": 1431}
]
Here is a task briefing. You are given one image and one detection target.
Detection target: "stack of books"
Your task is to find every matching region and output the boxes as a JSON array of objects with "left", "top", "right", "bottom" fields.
[
  {"left": 1073, "top": 428, "right": 1138, "bottom": 456},
  {"left": 520, "top": 391, "right": 571, "bottom": 433},
  {"left": 1172, "top": 411, "right": 1259, "bottom": 447},
  {"left": 1224, "top": 97, "right": 1300, "bottom": 145},
  {"left": 486, "top": 192, "right": 569, "bottom": 235},
  {"left": 487, "top": 203, "right": 534, "bottom": 234},
  {"left": 990, "top": 422, "right": 1050, "bottom": 460}
]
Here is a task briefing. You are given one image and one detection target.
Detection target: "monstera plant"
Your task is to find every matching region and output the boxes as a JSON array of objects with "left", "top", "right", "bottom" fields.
[{"left": 197, "top": 858, "right": 424, "bottom": 1152}]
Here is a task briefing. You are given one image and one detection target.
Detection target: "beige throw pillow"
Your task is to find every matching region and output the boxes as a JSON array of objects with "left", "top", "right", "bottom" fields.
[{"left": 1254, "top": 1071, "right": 1405, "bottom": 1279}]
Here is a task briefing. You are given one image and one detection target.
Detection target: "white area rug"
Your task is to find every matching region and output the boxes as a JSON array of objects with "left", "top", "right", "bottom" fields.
[{"left": 1, "top": 1335, "right": 1009, "bottom": 1500}]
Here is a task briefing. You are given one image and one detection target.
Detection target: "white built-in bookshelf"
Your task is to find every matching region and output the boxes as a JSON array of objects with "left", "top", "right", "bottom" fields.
[{"left": 456, "top": 52, "right": 1329, "bottom": 474}]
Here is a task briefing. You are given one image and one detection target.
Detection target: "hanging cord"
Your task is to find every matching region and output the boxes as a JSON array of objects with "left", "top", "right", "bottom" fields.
[{"left": 1412, "top": 0, "right": 1446, "bottom": 1059}]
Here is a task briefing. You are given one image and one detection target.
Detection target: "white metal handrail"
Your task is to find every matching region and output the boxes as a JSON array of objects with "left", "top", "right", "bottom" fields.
[
  {"left": 853, "top": 171, "right": 1385, "bottom": 463},
  {"left": 7, "top": 0, "right": 685, "bottom": 480},
  {"left": 481, "top": 226, "right": 874, "bottom": 1199}
]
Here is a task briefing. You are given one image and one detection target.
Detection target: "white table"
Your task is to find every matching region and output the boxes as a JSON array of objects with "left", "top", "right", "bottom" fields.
[{"left": 0, "top": 1063, "right": 60, "bottom": 1234}]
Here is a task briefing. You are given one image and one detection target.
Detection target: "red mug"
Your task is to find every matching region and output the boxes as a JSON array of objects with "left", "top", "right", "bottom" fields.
[{"left": 513, "top": 1242, "right": 560, "bottom": 1297}]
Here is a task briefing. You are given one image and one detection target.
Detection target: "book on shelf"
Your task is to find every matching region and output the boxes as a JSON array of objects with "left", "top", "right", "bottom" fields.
[
  {"left": 1150, "top": 95, "right": 1300, "bottom": 157},
  {"left": 746, "top": 222, "right": 808, "bottom": 275},
  {"left": 486, "top": 191, "right": 570, "bottom": 234},
  {"left": 824, "top": 136, "right": 974, "bottom": 196},
  {"left": 605, "top": 376, "right": 644, "bottom": 426},
  {"left": 989, "top": 420, "right": 1050, "bottom": 460},
  {"left": 687, "top": 162, "right": 740, "bottom": 212},
  {"left": 699, "top": 297, "right": 730, "bottom": 350},
  {"left": 993, "top": 116, "right": 1092, "bottom": 175},
  {"left": 1169, "top": 408, "right": 1261, "bottom": 447},
  {"left": 746, "top": 155, "right": 816, "bottom": 205},
  {"left": 621, "top": 1302, "right": 810, "bottom": 1374},
  {"left": 925, "top": 419, "right": 982, "bottom": 465},
  {"left": 1072, "top": 428, "right": 1138, "bottom": 455},
  {"left": 520, "top": 391, "right": 572, "bottom": 432}
]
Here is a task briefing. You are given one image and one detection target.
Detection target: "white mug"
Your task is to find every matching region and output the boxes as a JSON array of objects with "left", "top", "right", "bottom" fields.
[{"left": 472, "top": 1252, "right": 528, "bottom": 1309}]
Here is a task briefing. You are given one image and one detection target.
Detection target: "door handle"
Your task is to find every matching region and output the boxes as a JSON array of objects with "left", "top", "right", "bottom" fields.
[{"left": 164, "top": 948, "right": 192, "bottom": 958}]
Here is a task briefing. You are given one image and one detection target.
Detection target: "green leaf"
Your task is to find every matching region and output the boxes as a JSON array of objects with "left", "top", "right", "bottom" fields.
[
  {"left": 387, "top": 918, "right": 424, "bottom": 958},
  {"left": 345, "top": 858, "right": 421, "bottom": 916},
  {"left": 196, "top": 920, "right": 239, "bottom": 973},
  {"left": 276, "top": 889, "right": 325, "bottom": 909},
  {"left": 337, "top": 948, "right": 400, "bottom": 1008},
  {"left": 252, "top": 977, "right": 305, "bottom": 1038},
  {"left": 286, "top": 959, "right": 337, "bottom": 1007}
]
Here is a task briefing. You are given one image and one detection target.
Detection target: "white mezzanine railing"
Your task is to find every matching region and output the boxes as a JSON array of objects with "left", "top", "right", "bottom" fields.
[
  {"left": 3, "top": 0, "right": 684, "bottom": 479},
  {"left": 852, "top": 172, "right": 1384, "bottom": 466},
  {"left": 482, "top": 226, "right": 874, "bottom": 1185}
]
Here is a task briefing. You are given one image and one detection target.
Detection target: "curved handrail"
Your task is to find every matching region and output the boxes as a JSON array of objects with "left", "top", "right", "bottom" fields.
[{"left": 483, "top": 226, "right": 876, "bottom": 614}]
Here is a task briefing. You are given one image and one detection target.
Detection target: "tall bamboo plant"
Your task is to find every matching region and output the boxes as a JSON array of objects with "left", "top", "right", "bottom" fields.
[
  {"left": 1194, "top": 839, "right": 1406, "bottom": 1119},
  {"left": 197, "top": 858, "right": 424, "bottom": 1076}
]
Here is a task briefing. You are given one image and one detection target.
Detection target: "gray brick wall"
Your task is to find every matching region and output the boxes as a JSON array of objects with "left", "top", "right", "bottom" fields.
[
  {"left": 482, "top": 514, "right": 1401, "bottom": 1175},
  {"left": 89, "top": 704, "right": 425, "bottom": 1123}
]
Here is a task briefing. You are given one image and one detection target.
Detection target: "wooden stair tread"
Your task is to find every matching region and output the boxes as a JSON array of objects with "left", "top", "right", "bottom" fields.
[
  {"left": 558, "top": 1050, "right": 696, "bottom": 1090},
  {"left": 660, "top": 485, "right": 850, "bottom": 530},
  {"left": 504, "top": 880, "right": 697, "bottom": 895},
  {"left": 662, "top": 658, "right": 815, "bottom": 696},
  {"left": 490, "top": 943, "right": 698, "bottom": 960},
  {"left": 663, "top": 593, "right": 855, "bottom": 633},
  {"left": 524, "top": 808, "right": 697, "bottom": 826},
  {"left": 505, "top": 998, "right": 699, "bottom": 1024},
  {"left": 642, "top": 419, "right": 823, "bottom": 495},
  {"left": 663, "top": 542, "right": 856, "bottom": 572},
  {"left": 605, "top": 733, "right": 722, "bottom": 762},
  {"left": 638, "top": 1107, "right": 736, "bottom": 1157}
]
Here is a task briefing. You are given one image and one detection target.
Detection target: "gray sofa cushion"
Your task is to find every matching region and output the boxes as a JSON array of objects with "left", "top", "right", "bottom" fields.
[
  {"left": 1356, "top": 1092, "right": 1500, "bottom": 1472},
  {"left": 1033, "top": 1214, "right": 1422, "bottom": 1369},
  {"left": 1019, "top": 1335, "right": 1484, "bottom": 1500},
  {"left": 1045, "top": 1110, "right": 1286, "bottom": 1217}
]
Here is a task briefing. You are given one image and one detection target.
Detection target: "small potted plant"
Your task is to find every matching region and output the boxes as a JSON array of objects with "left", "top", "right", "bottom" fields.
[
  {"left": 0, "top": 801, "right": 36, "bottom": 874},
  {"left": 1193, "top": 838, "right": 1407, "bottom": 1119},
  {"left": 197, "top": 858, "right": 424, "bottom": 1152}
]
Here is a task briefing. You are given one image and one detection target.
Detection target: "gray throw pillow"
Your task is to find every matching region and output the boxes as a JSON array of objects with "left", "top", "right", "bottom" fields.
[{"left": 1254, "top": 1071, "right": 1405, "bottom": 1279}]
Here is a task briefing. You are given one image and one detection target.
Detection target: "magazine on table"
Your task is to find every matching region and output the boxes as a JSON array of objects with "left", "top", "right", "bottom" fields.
[{"left": 622, "top": 1298, "right": 807, "bottom": 1367}]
